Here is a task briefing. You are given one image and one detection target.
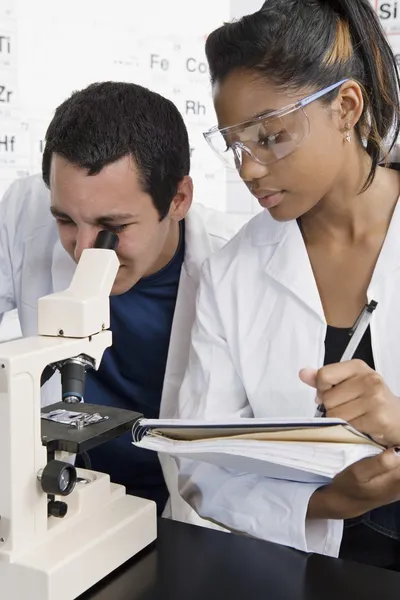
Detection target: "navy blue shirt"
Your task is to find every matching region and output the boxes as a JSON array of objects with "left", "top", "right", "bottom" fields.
[{"left": 78, "top": 222, "right": 185, "bottom": 514}]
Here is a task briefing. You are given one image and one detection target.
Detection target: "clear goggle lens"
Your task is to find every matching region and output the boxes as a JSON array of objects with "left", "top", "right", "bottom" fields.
[{"left": 204, "top": 107, "right": 310, "bottom": 170}]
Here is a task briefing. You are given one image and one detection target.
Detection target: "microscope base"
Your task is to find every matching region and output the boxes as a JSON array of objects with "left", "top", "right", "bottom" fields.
[{"left": 0, "top": 474, "right": 157, "bottom": 600}]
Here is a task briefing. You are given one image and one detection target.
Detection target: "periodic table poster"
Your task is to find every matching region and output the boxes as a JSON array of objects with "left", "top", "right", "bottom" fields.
[
  {"left": 1, "top": 1, "right": 400, "bottom": 214},
  {"left": 0, "top": 0, "right": 230, "bottom": 210},
  {"left": 374, "top": 0, "right": 400, "bottom": 45}
]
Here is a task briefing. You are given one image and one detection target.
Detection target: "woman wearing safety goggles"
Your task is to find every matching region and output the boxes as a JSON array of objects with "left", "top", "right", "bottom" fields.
[{"left": 177, "top": 0, "right": 400, "bottom": 571}]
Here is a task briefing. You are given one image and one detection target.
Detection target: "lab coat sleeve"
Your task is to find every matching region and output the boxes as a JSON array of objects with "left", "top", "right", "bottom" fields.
[
  {"left": 0, "top": 181, "right": 22, "bottom": 316},
  {"left": 177, "top": 260, "right": 343, "bottom": 557}
]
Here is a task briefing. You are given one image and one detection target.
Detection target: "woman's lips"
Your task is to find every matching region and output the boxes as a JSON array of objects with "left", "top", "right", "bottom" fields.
[{"left": 255, "top": 191, "right": 284, "bottom": 209}]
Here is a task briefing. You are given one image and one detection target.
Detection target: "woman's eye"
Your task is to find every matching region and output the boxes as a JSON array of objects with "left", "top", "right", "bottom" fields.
[{"left": 259, "top": 132, "right": 283, "bottom": 146}]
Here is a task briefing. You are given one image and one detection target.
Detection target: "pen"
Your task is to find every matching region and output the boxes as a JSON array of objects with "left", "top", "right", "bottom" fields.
[{"left": 315, "top": 299, "right": 378, "bottom": 417}]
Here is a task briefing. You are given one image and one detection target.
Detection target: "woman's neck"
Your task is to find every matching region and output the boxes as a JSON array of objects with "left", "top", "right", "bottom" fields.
[{"left": 300, "top": 158, "right": 400, "bottom": 245}]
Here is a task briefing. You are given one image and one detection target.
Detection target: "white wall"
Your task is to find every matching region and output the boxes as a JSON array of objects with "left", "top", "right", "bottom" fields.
[{"left": 0, "top": 0, "right": 231, "bottom": 210}]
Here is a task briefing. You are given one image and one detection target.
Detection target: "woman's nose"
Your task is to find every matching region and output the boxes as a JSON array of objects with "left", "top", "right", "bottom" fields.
[{"left": 238, "top": 149, "right": 270, "bottom": 183}]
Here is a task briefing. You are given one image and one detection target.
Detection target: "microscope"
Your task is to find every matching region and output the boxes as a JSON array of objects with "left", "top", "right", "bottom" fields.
[{"left": 0, "top": 231, "right": 156, "bottom": 600}]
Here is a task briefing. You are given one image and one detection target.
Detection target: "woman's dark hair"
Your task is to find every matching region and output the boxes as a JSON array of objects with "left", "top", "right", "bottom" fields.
[
  {"left": 42, "top": 81, "right": 190, "bottom": 220},
  {"left": 205, "top": 0, "right": 400, "bottom": 189}
]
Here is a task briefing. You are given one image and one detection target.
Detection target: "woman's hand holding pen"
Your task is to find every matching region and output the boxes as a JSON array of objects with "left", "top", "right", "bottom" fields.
[
  {"left": 301, "top": 360, "right": 400, "bottom": 520},
  {"left": 300, "top": 360, "right": 400, "bottom": 447}
]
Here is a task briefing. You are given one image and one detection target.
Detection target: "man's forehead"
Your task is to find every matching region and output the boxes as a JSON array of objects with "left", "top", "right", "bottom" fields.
[
  {"left": 49, "top": 154, "right": 144, "bottom": 198},
  {"left": 49, "top": 155, "right": 150, "bottom": 219}
]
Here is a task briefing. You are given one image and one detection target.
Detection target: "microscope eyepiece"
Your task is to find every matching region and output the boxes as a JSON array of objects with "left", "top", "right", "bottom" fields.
[{"left": 94, "top": 230, "right": 119, "bottom": 250}]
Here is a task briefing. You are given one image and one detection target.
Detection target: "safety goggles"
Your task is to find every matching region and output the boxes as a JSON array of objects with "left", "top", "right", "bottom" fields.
[{"left": 203, "top": 80, "right": 348, "bottom": 170}]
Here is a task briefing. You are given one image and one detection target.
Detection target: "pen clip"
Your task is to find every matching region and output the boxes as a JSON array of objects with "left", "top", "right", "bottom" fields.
[
  {"left": 349, "top": 300, "right": 378, "bottom": 336},
  {"left": 366, "top": 300, "right": 378, "bottom": 314}
]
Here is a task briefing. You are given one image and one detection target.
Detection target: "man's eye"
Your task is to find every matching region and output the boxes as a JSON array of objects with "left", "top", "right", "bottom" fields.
[
  {"left": 105, "top": 224, "right": 128, "bottom": 234},
  {"left": 56, "top": 219, "right": 74, "bottom": 226}
]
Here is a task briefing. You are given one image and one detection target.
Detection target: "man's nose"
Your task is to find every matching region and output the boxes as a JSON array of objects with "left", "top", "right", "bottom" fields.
[{"left": 73, "top": 229, "right": 98, "bottom": 262}]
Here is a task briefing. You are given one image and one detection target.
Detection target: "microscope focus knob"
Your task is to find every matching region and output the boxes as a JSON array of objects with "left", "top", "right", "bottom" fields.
[
  {"left": 38, "top": 460, "right": 77, "bottom": 497},
  {"left": 48, "top": 500, "right": 68, "bottom": 519}
]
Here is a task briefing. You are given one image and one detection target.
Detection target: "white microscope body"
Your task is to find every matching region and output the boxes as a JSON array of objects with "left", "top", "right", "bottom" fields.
[{"left": 0, "top": 240, "right": 156, "bottom": 600}]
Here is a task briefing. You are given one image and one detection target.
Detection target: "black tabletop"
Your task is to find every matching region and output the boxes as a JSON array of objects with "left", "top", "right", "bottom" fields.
[{"left": 79, "top": 518, "right": 400, "bottom": 599}]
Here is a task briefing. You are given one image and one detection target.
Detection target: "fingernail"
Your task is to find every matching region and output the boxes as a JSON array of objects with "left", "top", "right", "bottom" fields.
[{"left": 302, "top": 367, "right": 315, "bottom": 374}]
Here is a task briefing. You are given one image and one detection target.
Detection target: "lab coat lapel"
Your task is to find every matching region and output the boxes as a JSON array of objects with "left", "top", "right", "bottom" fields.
[
  {"left": 252, "top": 211, "right": 325, "bottom": 321},
  {"left": 367, "top": 198, "right": 400, "bottom": 392},
  {"left": 181, "top": 206, "right": 215, "bottom": 281},
  {"left": 160, "top": 207, "right": 212, "bottom": 418},
  {"left": 368, "top": 198, "right": 400, "bottom": 296}
]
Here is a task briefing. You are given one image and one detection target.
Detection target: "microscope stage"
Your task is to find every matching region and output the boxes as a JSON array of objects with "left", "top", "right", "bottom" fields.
[{"left": 41, "top": 402, "right": 142, "bottom": 454}]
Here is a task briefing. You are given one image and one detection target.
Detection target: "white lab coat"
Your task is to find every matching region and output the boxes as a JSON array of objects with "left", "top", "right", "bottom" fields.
[
  {"left": 0, "top": 174, "right": 242, "bottom": 527},
  {"left": 177, "top": 203, "right": 400, "bottom": 557}
]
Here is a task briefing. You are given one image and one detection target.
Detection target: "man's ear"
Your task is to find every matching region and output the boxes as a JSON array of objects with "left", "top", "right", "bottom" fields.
[{"left": 168, "top": 176, "right": 193, "bottom": 221}]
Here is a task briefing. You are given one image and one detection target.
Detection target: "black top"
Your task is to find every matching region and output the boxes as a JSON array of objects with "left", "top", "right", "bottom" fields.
[
  {"left": 324, "top": 326, "right": 400, "bottom": 570},
  {"left": 324, "top": 324, "right": 375, "bottom": 369},
  {"left": 79, "top": 519, "right": 400, "bottom": 600}
]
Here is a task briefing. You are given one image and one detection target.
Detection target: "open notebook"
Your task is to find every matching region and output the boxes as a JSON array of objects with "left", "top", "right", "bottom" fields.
[{"left": 132, "top": 417, "right": 385, "bottom": 484}]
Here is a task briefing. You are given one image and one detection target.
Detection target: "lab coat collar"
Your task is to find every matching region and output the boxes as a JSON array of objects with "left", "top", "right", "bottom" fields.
[
  {"left": 368, "top": 197, "right": 400, "bottom": 294},
  {"left": 182, "top": 205, "right": 215, "bottom": 283},
  {"left": 250, "top": 197, "right": 400, "bottom": 320},
  {"left": 251, "top": 211, "right": 325, "bottom": 320},
  {"left": 251, "top": 209, "right": 289, "bottom": 247}
]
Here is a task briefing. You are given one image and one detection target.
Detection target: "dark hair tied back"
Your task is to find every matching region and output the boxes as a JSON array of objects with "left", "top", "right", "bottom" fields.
[{"left": 206, "top": 0, "right": 400, "bottom": 189}]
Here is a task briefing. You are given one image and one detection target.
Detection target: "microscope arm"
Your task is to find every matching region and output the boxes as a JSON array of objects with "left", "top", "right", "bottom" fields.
[
  {"left": 38, "top": 231, "right": 120, "bottom": 399},
  {"left": 38, "top": 230, "right": 119, "bottom": 340}
]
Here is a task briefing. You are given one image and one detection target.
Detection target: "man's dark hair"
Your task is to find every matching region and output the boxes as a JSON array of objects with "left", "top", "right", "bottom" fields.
[
  {"left": 205, "top": 0, "right": 400, "bottom": 190},
  {"left": 42, "top": 81, "right": 190, "bottom": 219}
]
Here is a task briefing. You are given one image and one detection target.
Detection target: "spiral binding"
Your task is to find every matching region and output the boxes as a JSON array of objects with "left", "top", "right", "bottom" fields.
[{"left": 131, "top": 419, "right": 149, "bottom": 443}]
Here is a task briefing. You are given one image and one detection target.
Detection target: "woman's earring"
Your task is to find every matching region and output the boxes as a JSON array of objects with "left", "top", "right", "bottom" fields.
[{"left": 344, "top": 123, "right": 352, "bottom": 143}]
